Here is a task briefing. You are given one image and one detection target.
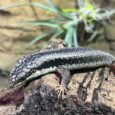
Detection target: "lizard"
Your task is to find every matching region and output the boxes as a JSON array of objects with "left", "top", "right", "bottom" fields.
[{"left": 10, "top": 46, "right": 115, "bottom": 97}]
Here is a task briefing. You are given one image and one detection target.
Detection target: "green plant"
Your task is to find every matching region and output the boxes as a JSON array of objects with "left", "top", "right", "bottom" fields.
[{"left": 1, "top": 0, "right": 115, "bottom": 47}]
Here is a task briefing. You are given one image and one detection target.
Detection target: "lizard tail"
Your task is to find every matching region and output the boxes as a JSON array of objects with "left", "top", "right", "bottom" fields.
[{"left": 110, "top": 60, "right": 115, "bottom": 76}]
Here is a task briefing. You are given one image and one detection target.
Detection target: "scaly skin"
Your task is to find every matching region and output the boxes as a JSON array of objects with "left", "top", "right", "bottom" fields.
[{"left": 10, "top": 47, "right": 115, "bottom": 96}]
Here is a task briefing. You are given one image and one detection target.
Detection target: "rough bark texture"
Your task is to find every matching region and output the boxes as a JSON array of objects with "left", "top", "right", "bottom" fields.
[
  {"left": 0, "top": 68, "right": 115, "bottom": 115},
  {"left": 15, "top": 70, "right": 115, "bottom": 115}
]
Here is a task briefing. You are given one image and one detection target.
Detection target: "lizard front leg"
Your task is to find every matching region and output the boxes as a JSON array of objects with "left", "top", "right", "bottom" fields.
[{"left": 55, "top": 68, "right": 71, "bottom": 98}]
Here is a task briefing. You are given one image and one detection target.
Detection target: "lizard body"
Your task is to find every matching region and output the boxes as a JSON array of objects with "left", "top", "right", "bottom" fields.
[{"left": 10, "top": 47, "right": 115, "bottom": 95}]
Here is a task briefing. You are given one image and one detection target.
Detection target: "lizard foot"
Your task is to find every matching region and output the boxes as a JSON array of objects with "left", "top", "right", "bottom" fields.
[{"left": 55, "top": 85, "right": 67, "bottom": 98}]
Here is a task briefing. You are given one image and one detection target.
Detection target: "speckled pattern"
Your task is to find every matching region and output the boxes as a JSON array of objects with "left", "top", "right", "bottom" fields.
[{"left": 10, "top": 48, "right": 115, "bottom": 83}]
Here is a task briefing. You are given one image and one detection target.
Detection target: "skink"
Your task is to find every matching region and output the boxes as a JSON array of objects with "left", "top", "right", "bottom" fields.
[{"left": 10, "top": 47, "right": 115, "bottom": 95}]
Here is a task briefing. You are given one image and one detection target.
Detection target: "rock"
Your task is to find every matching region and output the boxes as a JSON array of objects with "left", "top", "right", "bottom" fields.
[
  {"left": 0, "top": 68, "right": 114, "bottom": 115},
  {"left": 0, "top": 106, "right": 16, "bottom": 115},
  {"left": 105, "top": 19, "right": 115, "bottom": 42},
  {"left": 0, "top": 68, "right": 115, "bottom": 114},
  {"left": 0, "top": 0, "right": 74, "bottom": 69}
]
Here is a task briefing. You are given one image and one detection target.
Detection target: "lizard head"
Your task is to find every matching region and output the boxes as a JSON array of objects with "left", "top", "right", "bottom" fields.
[{"left": 10, "top": 56, "right": 32, "bottom": 84}]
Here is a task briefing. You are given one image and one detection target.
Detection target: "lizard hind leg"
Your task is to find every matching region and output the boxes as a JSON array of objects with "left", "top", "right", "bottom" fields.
[
  {"left": 55, "top": 85, "right": 67, "bottom": 98},
  {"left": 55, "top": 68, "right": 71, "bottom": 98}
]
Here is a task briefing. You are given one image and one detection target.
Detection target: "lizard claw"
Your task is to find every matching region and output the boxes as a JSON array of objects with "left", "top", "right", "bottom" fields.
[{"left": 55, "top": 85, "right": 67, "bottom": 98}]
